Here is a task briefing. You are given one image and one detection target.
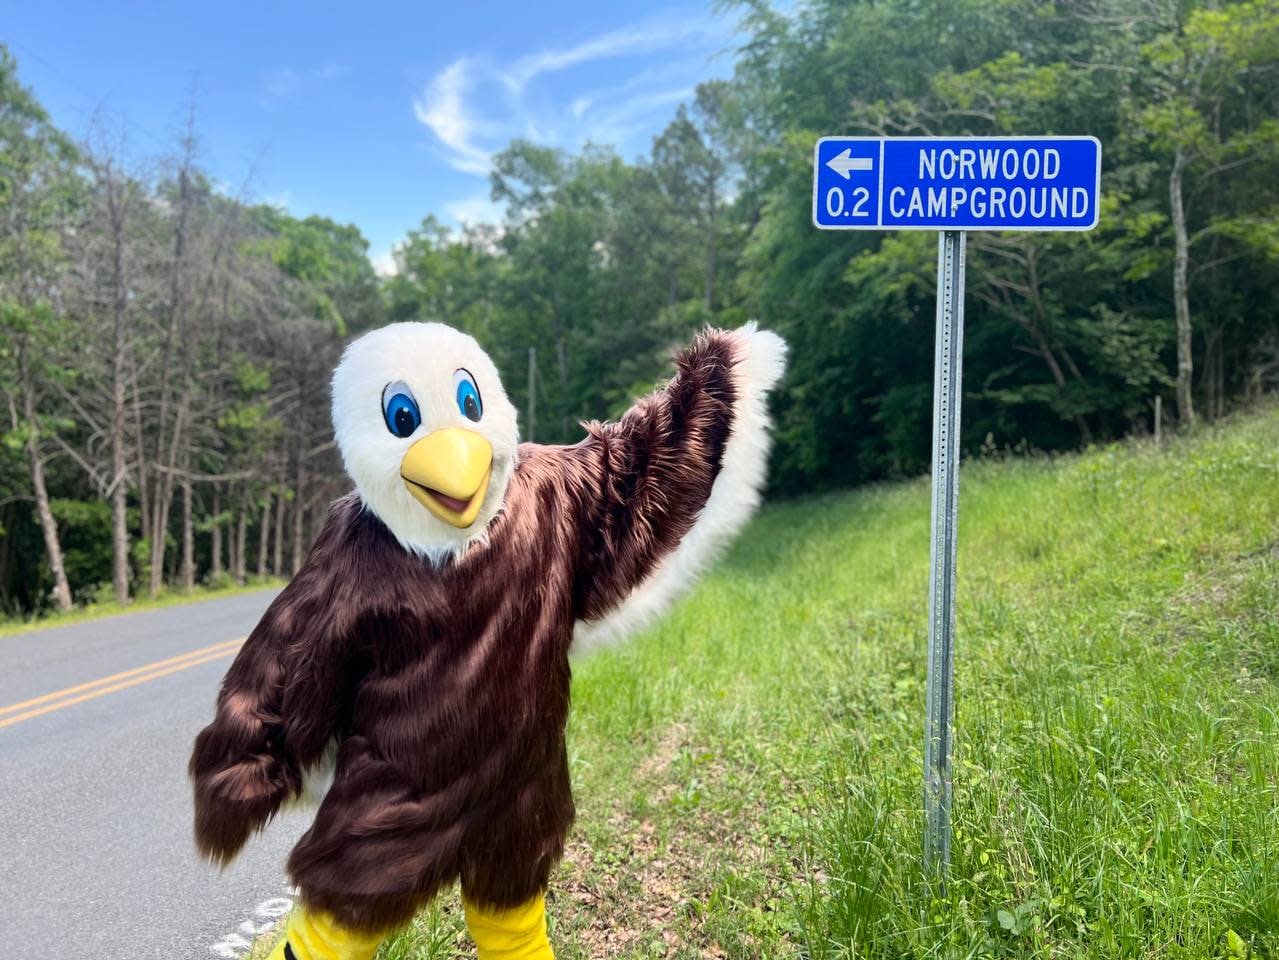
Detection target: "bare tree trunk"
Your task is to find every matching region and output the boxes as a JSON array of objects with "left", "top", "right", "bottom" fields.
[
  {"left": 26, "top": 435, "right": 73, "bottom": 611},
  {"left": 180, "top": 479, "right": 195, "bottom": 589},
  {"left": 148, "top": 399, "right": 188, "bottom": 596},
  {"left": 227, "top": 487, "right": 240, "bottom": 583},
  {"left": 1212, "top": 328, "right": 1226, "bottom": 420},
  {"left": 210, "top": 487, "right": 223, "bottom": 580},
  {"left": 234, "top": 491, "right": 248, "bottom": 585},
  {"left": 257, "top": 495, "right": 270, "bottom": 579},
  {"left": 974, "top": 238, "right": 1094, "bottom": 444},
  {"left": 106, "top": 173, "right": 132, "bottom": 604},
  {"left": 291, "top": 454, "right": 307, "bottom": 576},
  {"left": 272, "top": 486, "right": 285, "bottom": 577},
  {"left": 1026, "top": 247, "right": 1093, "bottom": 444},
  {"left": 146, "top": 194, "right": 235, "bottom": 591},
  {"left": 147, "top": 160, "right": 242, "bottom": 594},
  {"left": 130, "top": 353, "right": 150, "bottom": 547},
  {"left": 167, "top": 533, "right": 179, "bottom": 583},
  {"left": 527, "top": 347, "right": 536, "bottom": 443},
  {"left": 1170, "top": 148, "right": 1195, "bottom": 426},
  {"left": 704, "top": 172, "right": 717, "bottom": 313},
  {"left": 15, "top": 357, "right": 72, "bottom": 612},
  {"left": 543, "top": 286, "right": 571, "bottom": 438},
  {"left": 109, "top": 459, "right": 130, "bottom": 601},
  {"left": 226, "top": 512, "right": 238, "bottom": 583},
  {"left": 147, "top": 151, "right": 197, "bottom": 597},
  {"left": 556, "top": 338, "right": 569, "bottom": 437}
]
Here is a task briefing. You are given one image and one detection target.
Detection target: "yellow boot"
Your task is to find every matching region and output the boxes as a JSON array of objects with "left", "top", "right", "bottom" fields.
[
  {"left": 462, "top": 893, "right": 555, "bottom": 960},
  {"left": 266, "top": 907, "right": 387, "bottom": 960}
]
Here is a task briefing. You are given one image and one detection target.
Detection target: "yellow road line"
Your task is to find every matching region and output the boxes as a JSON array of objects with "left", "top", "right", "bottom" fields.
[
  {"left": 0, "top": 637, "right": 243, "bottom": 717},
  {"left": 0, "top": 639, "right": 244, "bottom": 731}
]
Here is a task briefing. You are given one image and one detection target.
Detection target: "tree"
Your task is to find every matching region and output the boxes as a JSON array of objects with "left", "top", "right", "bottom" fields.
[
  {"left": 54, "top": 144, "right": 147, "bottom": 603},
  {"left": 0, "top": 46, "right": 80, "bottom": 611},
  {"left": 1126, "top": 0, "right": 1279, "bottom": 424},
  {"left": 3, "top": 4, "right": 1279, "bottom": 611}
]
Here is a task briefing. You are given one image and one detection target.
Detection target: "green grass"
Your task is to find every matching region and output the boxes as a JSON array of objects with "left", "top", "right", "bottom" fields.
[
  {"left": 0, "top": 577, "right": 285, "bottom": 639},
  {"left": 317, "top": 405, "right": 1279, "bottom": 959}
]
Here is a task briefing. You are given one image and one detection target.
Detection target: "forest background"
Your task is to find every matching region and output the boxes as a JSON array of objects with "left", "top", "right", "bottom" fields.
[{"left": 1, "top": 0, "right": 1277, "bottom": 616}]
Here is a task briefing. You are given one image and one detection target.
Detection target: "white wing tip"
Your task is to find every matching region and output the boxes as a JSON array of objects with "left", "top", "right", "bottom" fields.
[{"left": 734, "top": 322, "right": 788, "bottom": 394}]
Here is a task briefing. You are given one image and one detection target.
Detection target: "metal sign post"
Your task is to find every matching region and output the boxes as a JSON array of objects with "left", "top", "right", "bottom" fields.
[
  {"left": 811, "top": 135, "right": 1101, "bottom": 885},
  {"left": 923, "top": 230, "right": 965, "bottom": 879}
]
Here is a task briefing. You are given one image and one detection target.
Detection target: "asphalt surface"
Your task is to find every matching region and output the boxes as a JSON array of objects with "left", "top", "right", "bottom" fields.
[{"left": 0, "top": 590, "right": 317, "bottom": 960}]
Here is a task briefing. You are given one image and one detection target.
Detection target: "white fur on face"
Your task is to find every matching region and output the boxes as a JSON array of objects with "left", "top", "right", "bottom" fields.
[{"left": 331, "top": 322, "right": 520, "bottom": 561}]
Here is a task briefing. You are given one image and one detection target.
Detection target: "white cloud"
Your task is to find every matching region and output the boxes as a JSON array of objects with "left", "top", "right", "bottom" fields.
[
  {"left": 501, "top": 17, "right": 718, "bottom": 92},
  {"left": 412, "top": 58, "right": 493, "bottom": 175},
  {"left": 412, "top": 13, "right": 729, "bottom": 177},
  {"left": 410, "top": 12, "right": 733, "bottom": 235}
]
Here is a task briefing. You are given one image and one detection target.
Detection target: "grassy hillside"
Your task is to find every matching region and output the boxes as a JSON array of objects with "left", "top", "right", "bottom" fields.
[{"left": 274, "top": 405, "right": 1279, "bottom": 960}]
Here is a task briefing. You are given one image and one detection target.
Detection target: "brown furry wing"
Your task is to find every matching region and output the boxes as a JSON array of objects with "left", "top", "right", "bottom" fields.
[
  {"left": 188, "top": 495, "right": 369, "bottom": 864},
  {"left": 561, "top": 327, "right": 740, "bottom": 621}
]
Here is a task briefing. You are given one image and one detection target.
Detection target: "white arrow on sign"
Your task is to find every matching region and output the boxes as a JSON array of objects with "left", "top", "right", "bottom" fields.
[{"left": 826, "top": 148, "right": 874, "bottom": 179}]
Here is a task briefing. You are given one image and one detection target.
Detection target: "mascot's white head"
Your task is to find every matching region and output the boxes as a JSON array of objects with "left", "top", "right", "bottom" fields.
[{"left": 331, "top": 322, "right": 519, "bottom": 560}]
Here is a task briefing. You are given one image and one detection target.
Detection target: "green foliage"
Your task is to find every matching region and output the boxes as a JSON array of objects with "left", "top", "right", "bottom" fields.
[
  {"left": 0, "top": 48, "right": 81, "bottom": 417},
  {"left": 714, "top": 0, "right": 1278, "bottom": 489},
  {"left": 47, "top": 498, "right": 115, "bottom": 601},
  {"left": 253, "top": 207, "right": 385, "bottom": 336}
]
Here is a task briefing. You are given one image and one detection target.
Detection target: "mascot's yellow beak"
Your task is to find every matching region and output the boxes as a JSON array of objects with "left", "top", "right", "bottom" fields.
[{"left": 400, "top": 428, "right": 492, "bottom": 528}]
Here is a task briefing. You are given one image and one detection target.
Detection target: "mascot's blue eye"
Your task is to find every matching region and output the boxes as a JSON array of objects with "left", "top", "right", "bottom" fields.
[
  {"left": 454, "top": 369, "right": 483, "bottom": 422},
  {"left": 381, "top": 380, "right": 421, "bottom": 438}
]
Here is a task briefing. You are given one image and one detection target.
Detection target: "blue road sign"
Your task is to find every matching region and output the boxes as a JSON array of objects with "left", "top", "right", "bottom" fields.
[{"left": 812, "top": 136, "right": 1101, "bottom": 231}]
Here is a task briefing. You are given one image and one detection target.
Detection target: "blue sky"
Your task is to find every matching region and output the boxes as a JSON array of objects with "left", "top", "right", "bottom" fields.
[{"left": 4, "top": 1, "right": 741, "bottom": 272}]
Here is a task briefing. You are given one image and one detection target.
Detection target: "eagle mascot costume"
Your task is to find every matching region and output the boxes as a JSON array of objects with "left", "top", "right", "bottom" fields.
[{"left": 190, "top": 321, "right": 786, "bottom": 960}]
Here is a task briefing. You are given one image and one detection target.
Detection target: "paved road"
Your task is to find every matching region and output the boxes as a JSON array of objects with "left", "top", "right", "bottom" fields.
[{"left": 0, "top": 590, "right": 317, "bottom": 960}]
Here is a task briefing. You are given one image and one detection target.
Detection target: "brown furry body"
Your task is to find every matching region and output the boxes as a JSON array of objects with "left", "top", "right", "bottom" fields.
[{"left": 190, "top": 331, "right": 739, "bottom": 932}]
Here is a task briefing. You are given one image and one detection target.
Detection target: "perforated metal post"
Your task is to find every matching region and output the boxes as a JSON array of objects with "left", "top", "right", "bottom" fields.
[{"left": 924, "top": 230, "right": 965, "bottom": 883}]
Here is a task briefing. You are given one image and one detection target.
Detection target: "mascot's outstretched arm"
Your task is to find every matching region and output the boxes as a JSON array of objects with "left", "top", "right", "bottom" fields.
[
  {"left": 190, "top": 510, "right": 362, "bottom": 865},
  {"left": 565, "top": 323, "right": 787, "bottom": 651}
]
